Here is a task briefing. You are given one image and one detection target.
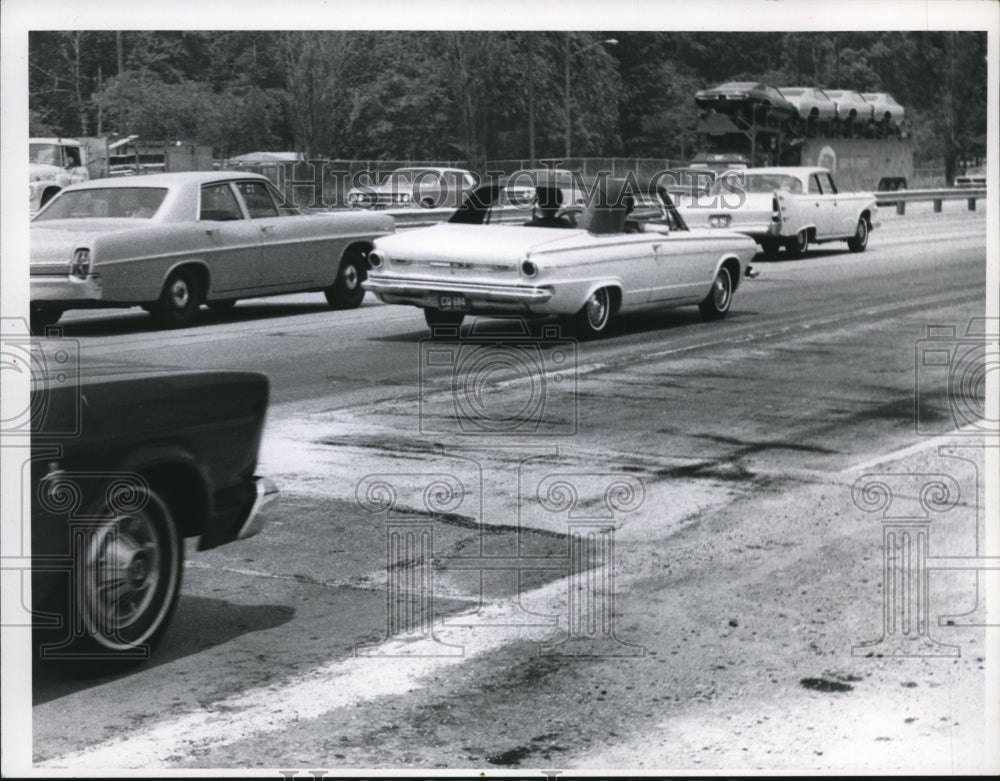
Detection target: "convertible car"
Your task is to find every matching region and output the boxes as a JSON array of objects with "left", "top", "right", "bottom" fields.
[
  {"left": 30, "top": 171, "right": 394, "bottom": 332},
  {"left": 28, "top": 357, "right": 277, "bottom": 665},
  {"left": 363, "top": 173, "right": 759, "bottom": 337}
]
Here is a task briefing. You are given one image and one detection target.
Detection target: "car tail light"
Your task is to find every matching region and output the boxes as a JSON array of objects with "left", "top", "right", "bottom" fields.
[
  {"left": 771, "top": 196, "right": 780, "bottom": 222},
  {"left": 708, "top": 214, "right": 731, "bottom": 229},
  {"left": 71, "top": 248, "right": 91, "bottom": 278},
  {"left": 521, "top": 259, "right": 538, "bottom": 277}
]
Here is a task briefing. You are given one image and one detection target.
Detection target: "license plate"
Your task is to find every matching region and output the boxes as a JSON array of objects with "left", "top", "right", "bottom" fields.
[{"left": 438, "top": 294, "right": 469, "bottom": 312}]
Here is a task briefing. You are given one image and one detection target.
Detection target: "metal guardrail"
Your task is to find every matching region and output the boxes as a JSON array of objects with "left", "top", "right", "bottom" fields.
[{"left": 876, "top": 187, "right": 987, "bottom": 215}]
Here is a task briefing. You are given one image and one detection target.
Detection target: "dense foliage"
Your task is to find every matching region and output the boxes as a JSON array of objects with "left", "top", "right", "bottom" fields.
[{"left": 29, "top": 30, "right": 988, "bottom": 179}]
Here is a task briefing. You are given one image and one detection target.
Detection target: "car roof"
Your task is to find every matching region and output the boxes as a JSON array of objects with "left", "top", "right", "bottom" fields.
[
  {"left": 392, "top": 166, "right": 471, "bottom": 174},
  {"left": 738, "top": 167, "right": 830, "bottom": 178},
  {"left": 711, "top": 81, "right": 763, "bottom": 89},
  {"left": 64, "top": 170, "right": 272, "bottom": 190},
  {"left": 778, "top": 86, "right": 831, "bottom": 96}
]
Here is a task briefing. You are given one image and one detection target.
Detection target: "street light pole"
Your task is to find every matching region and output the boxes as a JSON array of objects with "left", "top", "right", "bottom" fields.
[{"left": 564, "top": 34, "right": 618, "bottom": 161}]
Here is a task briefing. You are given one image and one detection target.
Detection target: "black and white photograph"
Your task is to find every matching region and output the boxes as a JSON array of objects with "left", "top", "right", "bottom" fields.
[{"left": 2, "top": 0, "right": 998, "bottom": 776}]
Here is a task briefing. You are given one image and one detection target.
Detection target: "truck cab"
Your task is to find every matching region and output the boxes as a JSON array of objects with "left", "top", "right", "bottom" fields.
[{"left": 30, "top": 138, "right": 89, "bottom": 213}]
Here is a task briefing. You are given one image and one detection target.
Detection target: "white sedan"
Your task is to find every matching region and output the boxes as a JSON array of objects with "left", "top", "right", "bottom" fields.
[
  {"left": 678, "top": 167, "right": 878, "bottom": 258},
  {"left": 364, "top": 174, "right": 759, "bottom": 338}
]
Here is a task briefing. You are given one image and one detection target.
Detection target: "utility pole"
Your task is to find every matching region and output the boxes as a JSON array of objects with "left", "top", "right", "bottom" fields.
[{"left": 564, "top": 35, "right": 618, "bottom": 162}]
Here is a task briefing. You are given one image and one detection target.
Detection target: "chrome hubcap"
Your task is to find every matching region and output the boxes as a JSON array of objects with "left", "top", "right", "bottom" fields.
[
  {"left": 713, "top": 271, "right": 731, "bottom": 309},
  {"left": 170, "top": 279, "right": 190, "bottom": 308},
  {"left": 342, "top": 264, "right": 359, "bottom": 290},
  {"left": 586, "top": 290, "right": 609, "bottom": 329},
  {"left": 86, "top": 514, "right": 161, "bottom": 631}
]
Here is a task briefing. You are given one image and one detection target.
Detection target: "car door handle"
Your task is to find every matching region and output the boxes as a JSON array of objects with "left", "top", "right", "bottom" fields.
[{"left": 204, "top": 227, "right": 218, "bottom": 235}]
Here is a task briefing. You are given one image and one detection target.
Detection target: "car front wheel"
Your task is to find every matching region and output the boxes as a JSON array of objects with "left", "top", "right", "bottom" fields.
[
  {"left": 325, "top": 251, "right": 367, "bottom": 309},
  {"left": 66, "top": 485, "right": 184, "bottom": 662},
  {"left": 570, "top": 287, "right": 613, "bottom": 337},
  {"left": 847, "top": 218, "right": 869, "bottom": 252},
  {"left": 151, "top": 268, "right": 202, "bottom": 328},
  {"left": 698, "top": 266, "right": 733, "bottom": 321}
]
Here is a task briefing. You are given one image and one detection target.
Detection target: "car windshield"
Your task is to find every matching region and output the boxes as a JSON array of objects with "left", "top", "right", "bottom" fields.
[
  {"left": 35, "top": 187, "right": 168, "bottom": 220},
  {"left": 711, "top": 174, "right": 803, "bottom": 196}
]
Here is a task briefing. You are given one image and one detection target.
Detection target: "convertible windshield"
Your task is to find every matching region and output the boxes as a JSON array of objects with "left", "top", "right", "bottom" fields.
[
  {"left": 35, "top": 187, "right": 167, "bottom": 220},
  {"left": 710, "top": 174, "right": 803, "bottom": 196}
]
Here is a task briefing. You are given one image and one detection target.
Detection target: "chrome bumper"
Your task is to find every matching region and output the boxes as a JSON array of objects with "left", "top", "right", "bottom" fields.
[
  {"left": 31, "top": 274, "right": 103, "bottom": 302},
  {"left": 364, "top": 276, "right": 554, "bottom": 306},
  {"left": 237, "top": 477, "right": 279, "bottom": 540},
  {"left": 733, "top": 222, "right": 782, "bottom": 239}
]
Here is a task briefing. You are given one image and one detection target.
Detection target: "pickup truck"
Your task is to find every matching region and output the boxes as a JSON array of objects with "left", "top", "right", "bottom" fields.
[{"left": 678, "top": 166, "right": 878, "bottom": 258}]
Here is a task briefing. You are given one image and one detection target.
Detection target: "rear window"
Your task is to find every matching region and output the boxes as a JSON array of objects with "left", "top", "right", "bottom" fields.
[
  {"left": 710, "top": 174, "right": 802, "bottom": 196},
  {"left": 35, "top": 187, "right": 167, "bottom": 220}
]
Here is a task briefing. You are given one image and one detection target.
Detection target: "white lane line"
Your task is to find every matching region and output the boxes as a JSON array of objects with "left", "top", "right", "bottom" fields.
[
  {"left": 37, "top": 577, "right": 572, "bottom": 770},
  {"left": 842, "top": 424, "right": 987, "bottom": 474}
]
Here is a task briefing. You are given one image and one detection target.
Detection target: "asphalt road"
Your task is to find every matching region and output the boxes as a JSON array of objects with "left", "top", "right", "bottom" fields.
[{"left": 26, "top": 202, "right": 997, "bottom": 773}]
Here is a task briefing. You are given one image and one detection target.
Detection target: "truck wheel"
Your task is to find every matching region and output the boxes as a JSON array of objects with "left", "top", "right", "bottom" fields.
[
  {"left": 784, "top": 230, "right": 810, "bottom": 259},
  {"left": 847, "top": 218, "right": 869, "bottom": 253},
  {"left": 151, "top": 268, "right": 203, "bottom": 328}
]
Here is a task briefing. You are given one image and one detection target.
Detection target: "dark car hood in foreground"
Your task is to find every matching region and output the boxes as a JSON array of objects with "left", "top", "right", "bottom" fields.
[{"left": 31, "top": 365, "right": 270, "bottom": 443}]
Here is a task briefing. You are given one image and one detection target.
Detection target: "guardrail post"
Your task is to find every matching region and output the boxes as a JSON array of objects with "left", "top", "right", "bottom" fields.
[
  {"left": 968, "top": 197, "right": 976, "bottom": 212},
  {"left": 896, "top": 201, "right": 906, "bottom": 216},
  {"left": 933, "top": 199, "right": 942, "bottom": 213}
]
